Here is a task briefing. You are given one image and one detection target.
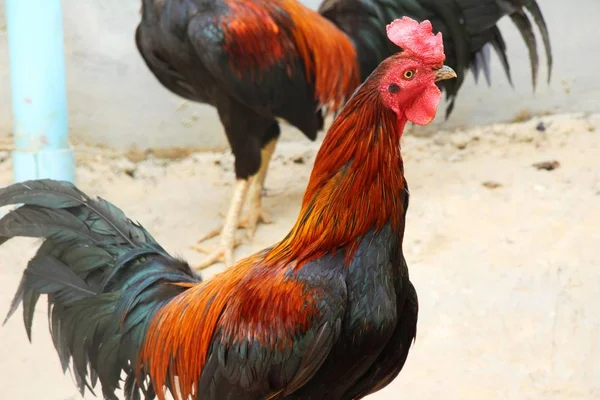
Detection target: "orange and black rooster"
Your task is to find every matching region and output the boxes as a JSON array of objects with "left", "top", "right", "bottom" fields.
[
  {"left": 136, "top": 0, "right": 552, "bottom": 270},
  {"left": 4, "top": 17, "right": 454, "bottom": 400}
]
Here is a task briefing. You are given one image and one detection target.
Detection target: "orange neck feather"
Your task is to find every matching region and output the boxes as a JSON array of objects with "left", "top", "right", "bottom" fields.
[{"left": 266, "top": 77, "right": 407, "bottom": 268}]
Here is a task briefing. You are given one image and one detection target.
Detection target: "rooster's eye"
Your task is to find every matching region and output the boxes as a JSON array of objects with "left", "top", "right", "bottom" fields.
[{"left": 403, "top": 70, "right": 415, "bottom": 80}]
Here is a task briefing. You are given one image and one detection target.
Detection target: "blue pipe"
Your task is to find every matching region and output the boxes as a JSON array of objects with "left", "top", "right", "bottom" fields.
[{"left": 5, "top": 0, "right": 75, "bottom": 183}]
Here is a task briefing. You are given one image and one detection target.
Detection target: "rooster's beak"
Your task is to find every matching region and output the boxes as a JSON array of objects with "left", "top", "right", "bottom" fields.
[{"left": 435, "top": 65, "right": 457, "bottom": 82}]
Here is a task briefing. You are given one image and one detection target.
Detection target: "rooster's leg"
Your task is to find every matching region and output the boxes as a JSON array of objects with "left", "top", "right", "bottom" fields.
[
  {"left": 239, "top": 137, "right": 277, "bottom": 239},
  {"left": 192, "top": 179, "right": 249, "bottom": 270}
]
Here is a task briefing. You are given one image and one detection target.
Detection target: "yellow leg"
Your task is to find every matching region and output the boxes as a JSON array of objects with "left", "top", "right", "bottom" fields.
[
  {"left": 192, "top": 179, "right": 249, "bottom": 270},
  {"left": 191, "top": 137, "right": 278, "bottom": 269},
  {"left": 240, "top": 137, "right": 278, "bottom": 240}
]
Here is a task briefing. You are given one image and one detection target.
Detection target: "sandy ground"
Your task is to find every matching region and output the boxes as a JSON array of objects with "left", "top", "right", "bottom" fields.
[{"left": 0, "top": 112, "right": 599, "bottom": 399}]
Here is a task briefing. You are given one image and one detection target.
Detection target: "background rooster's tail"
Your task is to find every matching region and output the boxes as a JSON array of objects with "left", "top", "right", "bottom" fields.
[
  {"left": 319, "top": 0, "right": 552, "bottom": 116},
  {"left": 0, "top": 180, "right": 200, "bottom": 400}
]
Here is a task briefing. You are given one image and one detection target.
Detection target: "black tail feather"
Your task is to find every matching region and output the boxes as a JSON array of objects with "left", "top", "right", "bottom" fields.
[
  {"left": 0, "top": 179, "right": 201, "bottom": 400},
  {"left": 510, "top": 10, "right": 539, "bottom": 90},
  {"left": 0, "top": 179, "right": 85, "bottom": 209},
  {"left": 523, "top": 0, "right": 553, "bottom": 83},
  {"left": 489, "top": 26, "right": 512, "bottom": 86}
]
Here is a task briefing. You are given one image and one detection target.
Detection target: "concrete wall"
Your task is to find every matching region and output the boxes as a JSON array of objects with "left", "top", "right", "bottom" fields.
[{"left": 0, "top": 0, "right": 597, "bottom": 150}]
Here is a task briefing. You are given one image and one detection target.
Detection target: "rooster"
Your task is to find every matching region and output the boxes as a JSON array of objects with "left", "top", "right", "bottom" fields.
[
  {"left": 135, "top": 0, "right": 551, "bottom": 270},
  {"left": 3, "top": 17, "right": 453, "bottom": 399}
]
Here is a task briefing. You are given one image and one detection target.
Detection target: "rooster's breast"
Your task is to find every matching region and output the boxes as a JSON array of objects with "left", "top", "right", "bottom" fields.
[{"left": 288, "top": 224, "right": 406, "bottom": 399}]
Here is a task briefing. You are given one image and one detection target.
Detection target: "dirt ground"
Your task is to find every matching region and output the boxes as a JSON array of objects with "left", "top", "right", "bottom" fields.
[{"left": 0, "top": 112, "right": 598, "bottom": 399}]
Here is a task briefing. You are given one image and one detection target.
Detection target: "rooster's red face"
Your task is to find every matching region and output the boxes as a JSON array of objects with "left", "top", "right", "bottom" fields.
[
  {"left": 379, "top": 57, "right": 456, "bottom": 126},
  {"left": 378, "top": 17, "right": 457, "bottom": 126}
]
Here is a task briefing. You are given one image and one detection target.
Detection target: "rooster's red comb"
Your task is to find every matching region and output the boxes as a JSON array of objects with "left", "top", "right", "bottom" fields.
[{"left": 386, "top": 17, "right": 445, "bottom": 65}]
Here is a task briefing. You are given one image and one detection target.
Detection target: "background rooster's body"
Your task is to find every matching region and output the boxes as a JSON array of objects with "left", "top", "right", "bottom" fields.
[{"left": 136, "top": 0, "right": 551, "bottom": 269}]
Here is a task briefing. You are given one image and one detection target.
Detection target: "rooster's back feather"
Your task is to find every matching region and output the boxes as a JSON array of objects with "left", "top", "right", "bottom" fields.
[{"left": 0, "top": 181, "right": 351, "bottom": 400}]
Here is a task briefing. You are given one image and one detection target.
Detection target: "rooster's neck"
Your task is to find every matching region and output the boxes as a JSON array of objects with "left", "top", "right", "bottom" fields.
[{"left": 266, "top": 84, "right": 408, "bottom": 269}]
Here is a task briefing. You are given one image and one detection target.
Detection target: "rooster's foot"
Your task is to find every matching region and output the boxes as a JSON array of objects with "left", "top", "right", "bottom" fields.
[
  {"left": 192, "top": 239, "right": 241, "bottom": 270},
  {"left": 239, "top": 208, "right": 272, "bottom": 241}
]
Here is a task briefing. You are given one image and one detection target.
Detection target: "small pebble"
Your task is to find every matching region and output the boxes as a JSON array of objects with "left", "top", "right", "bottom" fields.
[
  {"left": 533, "top": 160, "right": 560, "bottom": 171},
  {"left": 450, "top": 133, "right": 470, "bottom": 149},
  {"left": 482, "top": 181, "right": 502, "bottom": 189},
  {"left": 536, "top": 122, "right": 546, "bottom": 132}
]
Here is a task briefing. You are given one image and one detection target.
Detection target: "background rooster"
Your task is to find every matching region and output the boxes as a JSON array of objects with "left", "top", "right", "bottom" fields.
[
  {"left": 3, "top": 17, "right": 454, "bottom": 400},
  {"left": 135, "top": 0, "right": 552, "bottom": 269}
]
